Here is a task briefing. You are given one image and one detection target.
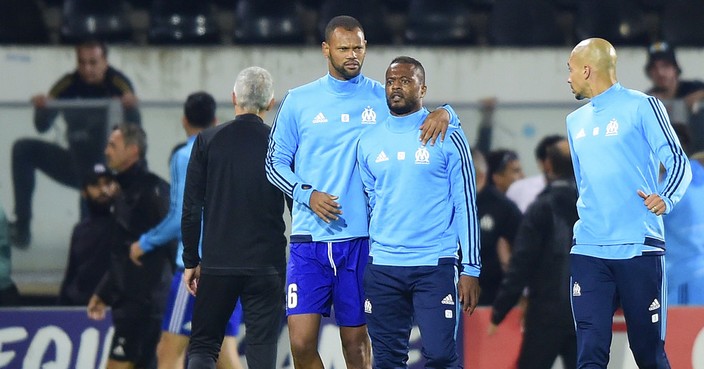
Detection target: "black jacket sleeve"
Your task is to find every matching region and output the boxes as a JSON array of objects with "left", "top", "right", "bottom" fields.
[
  {"left": 93, "top": 270, "right": 115, "bottom": 305},
  {"left": 491, "top": 198, "right": 550, "bottom": 325},
  {"left": 34, "top": 74, "right": 73, "bottom": 132},
  {"left": 500, "top": 200, "right": 523, "bottom": 244},
  {"left": 33, "top": 108, "right": 60, "bottom": 133},
  {"left": 57, "top": 227, "right": 79, "bottom": 305},
  {"left": 181, "top": 134, "right": 207, "bottom": 268}
]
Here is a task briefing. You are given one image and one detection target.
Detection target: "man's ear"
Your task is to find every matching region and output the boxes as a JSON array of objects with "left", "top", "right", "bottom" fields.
[
  {"left": 266, "top": 97, "right": 275, "bottom": 112},
  {"left": 128, "top": 143, "right": 140, "bottom": 159},
  {"left": 544, "top": 159, "right": 555, "bottom": 179},
  {"left": 475, "top": 171, "right": 487, "bottom": 189},
  {"left": 322, "top": 41, "right": 330, "bottom": 58},
  {"left": 231, "top": 91, "right": 237, "bottom": 107}
]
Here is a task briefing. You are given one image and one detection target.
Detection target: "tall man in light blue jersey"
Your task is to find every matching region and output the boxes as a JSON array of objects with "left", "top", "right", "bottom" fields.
[
  {"left": 566, "top": 38, "right": 692, "bottom": 369},
  {"left": 128, "top": 92, "right": 243, "bottom": 369},
  {"left": 357, "top": 56, "right": 480, "bottom": 369},
  {"left": 266, "top": 15, "right": 456, "bottom": 369}
]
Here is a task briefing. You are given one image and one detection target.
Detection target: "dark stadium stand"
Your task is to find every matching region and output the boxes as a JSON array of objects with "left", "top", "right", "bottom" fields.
[
  {"left": 148, "top": 0, "right": 221, "bottom": 44},
  {"left": 3, "top": 0, "right": 702, "bottom": 47},
  {"left": 232, "top": 0, "right": 306, "bottom": 44},
  {"left": 404, "top": 0, "right": 474, "bottom": 45},
  {"left": 317, "top": 0, "right": 394, "bottom": 44},
  {"left": 488, "top": 0, "right": 564, "bottom": 46},
  {"left": 660, "top": 0, "right": 704, "bottom": 47},
  {"left": 60, "top": 0, "right": 133, "bottom": 43},
  {"left": 573, "top": 0, "right": 652, "bottom": 46},
  {"left": 0, "top": 0, "right": 50, "bottom": 44}
]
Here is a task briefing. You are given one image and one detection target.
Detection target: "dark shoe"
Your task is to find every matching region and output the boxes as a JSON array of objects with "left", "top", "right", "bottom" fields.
[{"left": 8, "top": 221, "right": 30, "bottom": 249}]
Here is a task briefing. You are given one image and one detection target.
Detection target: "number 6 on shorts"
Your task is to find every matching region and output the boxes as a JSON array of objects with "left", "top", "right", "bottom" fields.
[{"left": 287, "top": 283, "right": 298, "bottom": 308}]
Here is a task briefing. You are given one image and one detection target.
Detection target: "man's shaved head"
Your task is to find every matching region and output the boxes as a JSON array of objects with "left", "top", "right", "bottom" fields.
[
  {"left": 571, "top": 38, "right": 617, "bottom": 75},
  {"left": 567, "top": 38, "right": 618, "bottom": 100}
]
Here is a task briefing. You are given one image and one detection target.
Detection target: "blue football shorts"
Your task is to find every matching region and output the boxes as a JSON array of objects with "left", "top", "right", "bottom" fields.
[
  {"left": 286, "top": 238, "right": 368, "bottom": 326},
  {"left": 162, "top": 270, "right": 243, "bottom": 336}
]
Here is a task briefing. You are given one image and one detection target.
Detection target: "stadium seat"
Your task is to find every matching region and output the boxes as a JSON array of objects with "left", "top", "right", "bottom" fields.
[
  {"left": 468, "top": 0, "right": 495, "bottom": 11},
  {"left": 488, "top": 0, "right": 564, "bottom": 46},
  {"left": 60, "top": 0, "right": 133, "bottom": 43},
  {"left": 148, "top": 0, "right": 220, "bottom": 44},
  {"left": 404, "top": 0, "right": 473, "bottom": 45},
  {"left": 660, "top": 0, "right": 704, "bottom": 46},
  {"left": 124, "top": 0, "right": 152, "bottom": 10},
  {"left": 0, "top": 0, "right": 49, "bottom": 44},
  {"left": 638, "top": 0, "right": 667, "bottom": 13},
  {"left": 573, "top": 0, "right": 650, "bottom": 46},
  {"left": 553, "top": 0, "right": 577, "bottom": 10},
  {"left": 233, "top": 0, "right": 305, "bottom": 44}
]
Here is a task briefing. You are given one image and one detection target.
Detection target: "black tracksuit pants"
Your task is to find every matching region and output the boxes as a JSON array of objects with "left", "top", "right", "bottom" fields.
[
  {"left": 187, "top": 273, "right": 285, "bottom": 369},
  {"left": 12, "top": 138, "right": 103, "bottom": 223}
]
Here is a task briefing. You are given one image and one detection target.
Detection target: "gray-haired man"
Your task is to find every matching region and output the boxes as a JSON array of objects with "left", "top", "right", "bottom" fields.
[{"left": 182, "top": 67, "right": 288, "bottom": 369}]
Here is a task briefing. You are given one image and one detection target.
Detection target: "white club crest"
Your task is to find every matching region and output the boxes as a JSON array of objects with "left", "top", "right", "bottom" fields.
[
  {"left": 361, "top": 106, "right": 377, "bottom": 124},
  {"left": 415, "top": 146, "right": 430, "bottom": 164},
  {"left": 605, "top": 118, "right": 619, "bottom": 136}
]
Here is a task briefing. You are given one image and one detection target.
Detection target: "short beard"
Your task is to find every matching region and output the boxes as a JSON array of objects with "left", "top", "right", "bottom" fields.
[
  {"left": 86, "top": 198, "right": 113, "bottom": 216},
  {"left": 388, "top": 103, "right": 414, "bottom": 116},
  {"left": 331, "top": 61, "right": 361, "bottom": 80}
]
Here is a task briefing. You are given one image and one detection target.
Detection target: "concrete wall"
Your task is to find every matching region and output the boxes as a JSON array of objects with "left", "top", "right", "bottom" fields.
[{"left": 3, "top": 45, "right": 703, "bottom": 103}]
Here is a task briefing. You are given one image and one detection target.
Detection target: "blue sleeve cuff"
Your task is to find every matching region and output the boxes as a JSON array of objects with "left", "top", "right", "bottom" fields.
[
  {"left": 461, "top": 265, "right": 480, "bottom": 277},
  {"left": 439, "top": 104, "right": 460, "bottom": 127},
  {"left": 660, "top": 196, "right": 673, "bottom": 215},
  {"left": 293, "top": 183, "right": 315, "bottom": 207},
  {"left": 139, "top": 234, "right": 154, "bottom": 253}
]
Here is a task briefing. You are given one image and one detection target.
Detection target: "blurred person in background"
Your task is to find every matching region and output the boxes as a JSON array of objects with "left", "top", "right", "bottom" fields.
[
  {"left": 88, "top": 123, "right": 175, "bottom": 369},
  {"left": 644, "top": 41, "right": 704, "bottom": 152},
  {"left": 10, "top": 40, "right": 141, "bottom": 248},
  {"left": 489, "top": 139, "right": 577, "bottom": 369},
  {"left": 487, "top": 149, "right": 525, "bottom": 194},
  {"left": 0, "top": 200, "right": 20, "bottom": 306},
  {"left": 645, "top": 42, "right": 704, "bottom": 118},
  {"left": 471, "top": 149, "right": 522, "bottom": 306},
  {"left": 58, "top": 163, "right": 117, "bottom": 306},
  {"left": 506, "top": 134, "right": 566, "bottom": 213},
  {"left": 662, "top": 123, "right": 704, "bottom": 306},
  {"left": 474, "top": 97, "right": 497, "bottom": 155}
]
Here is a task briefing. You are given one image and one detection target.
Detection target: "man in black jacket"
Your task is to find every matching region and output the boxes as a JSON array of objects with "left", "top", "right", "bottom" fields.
[
  {"left": 489, "top": 138, "right": 578, "bottom": 369},
  {"left": 182, "top": 66, "right": 288, "bottom": 369},
  {"left": 87, "top": 123, "right": 175, "bottom": 369},
  {"left": 10, "top": 40, "right": 141, "bottom": 248},
  {"left": 473, "top": 149, "right": 523, "bottom": 306},
  {"left": 58, "top": 163, "right": 117, "bottom": 306}
]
